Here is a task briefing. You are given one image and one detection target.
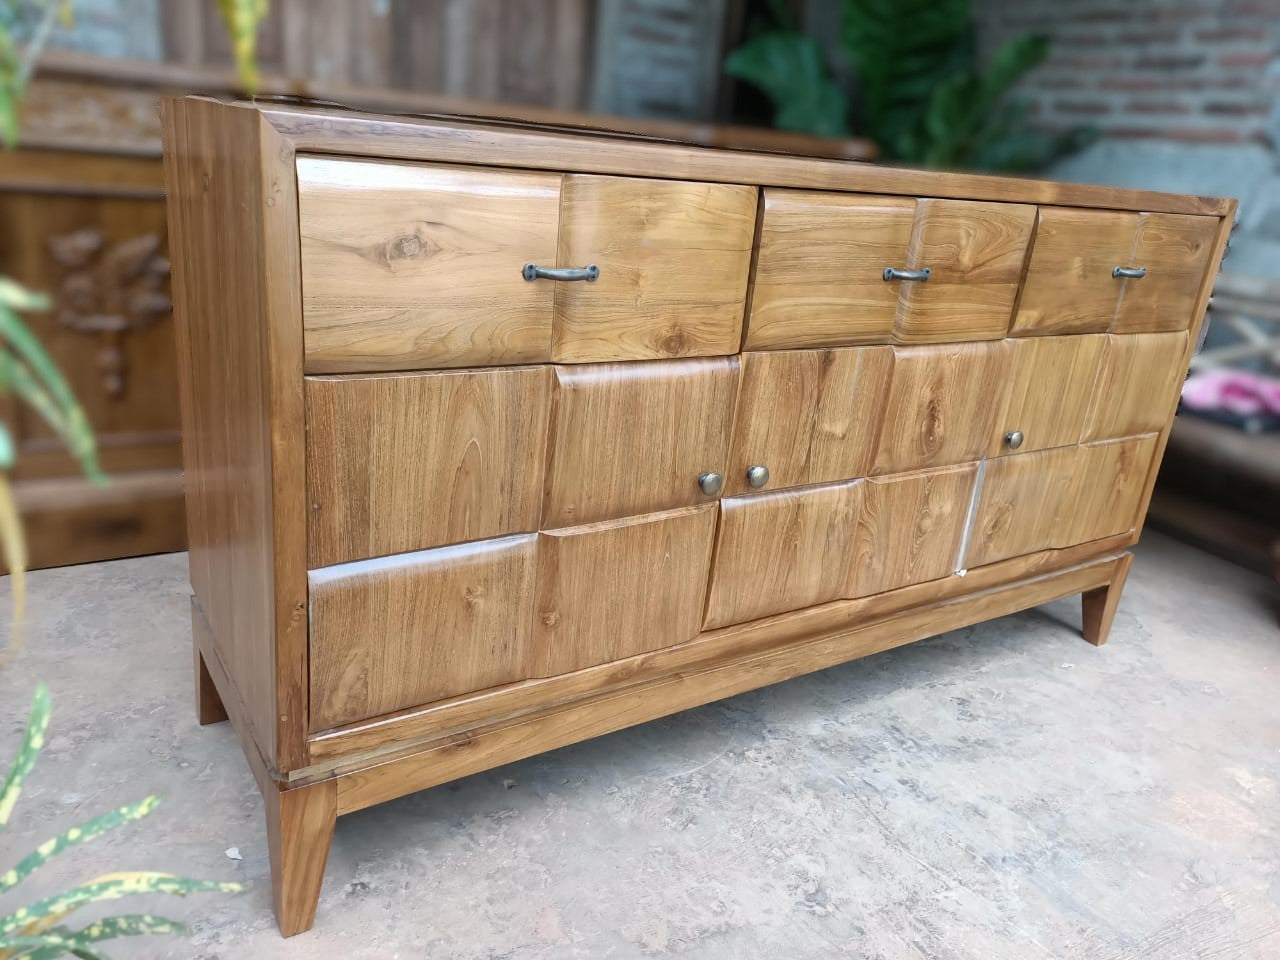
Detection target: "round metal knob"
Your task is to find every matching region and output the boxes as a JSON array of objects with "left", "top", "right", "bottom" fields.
[
  {"left": 746, "top": 464, "right": 770, "bottom": 489},
  {"left": 698, "top": 471, "right": 724, "bottom": 496},
  {"left": 1005, "top": 430, "right": 1025, "bottom": 450}
]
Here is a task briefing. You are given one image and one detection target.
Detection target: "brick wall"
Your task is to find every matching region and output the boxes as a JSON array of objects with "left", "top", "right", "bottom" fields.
[{"left": 972, "top": 0, "right": 1280, "bottom": 147}]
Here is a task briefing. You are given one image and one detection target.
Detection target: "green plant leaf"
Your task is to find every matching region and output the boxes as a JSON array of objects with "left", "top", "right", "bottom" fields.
[
  {"left": 0, "top": 796, "right": 162, "bottom": 895},
  {"left": 0, "top": 684, "right": 48, "bottom": 828},
  {"left": 216, "top": 0, "right": 269, "bottom": 95},
  {"left": 1, "top": 914, "right": 188, "bottom": 959},
  {"left": 725, "top": 31, "right": 850, "bottom": 138}
]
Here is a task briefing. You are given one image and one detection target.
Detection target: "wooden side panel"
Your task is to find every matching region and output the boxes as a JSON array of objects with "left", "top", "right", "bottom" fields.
[
  {"left": 725, "top": 346, "right": 893, "bottom": 495},
  {"left": 305, "top": 367, "right": 552, "bottom": 568},
  {"left": 1084, "top": 332, "right": 1189, "bottom": 441},
  {"left": 1011, "top": 207, "right": 1137, "bottom": 336},
  {"left": 893, "top": 199, "right": 1036, "bottom": 343},
  {"left": 1112, "top": 213, "right": 1219, "bottom": 334},
  {"left": 966, "top": 446, "right": 1078, "bottom": 569},
  {"left": 744, "top": 190, "right": 913, "bottom": 350},
  {"left": 543, "top": 358, "right": 738, "bottom": 526},
  {"left": 992, "top": 334, "right": 1106, "bottom": 456},
  {"left": 873, "top": 341, "right": 1011, "bottom": 474},
  {"left": 1067, "top": 434, "right": 1159, "bottom": 545},
  {"left": 533, "top": 505, "right": 717, "bottom": 676},
  {"left": 704, "top": 480, "right": 862, "bottom": 629},
  {"left": 552, "top": 174, "right": 757, "bottom": 362},
  {"left": 296, "top": 158, "right": 560, "bottom": 372},
  {"left": 850, "top": 464, "right": 977, "bottom": 598},
  {"left": 163, "top": 98, "right": 308, "bottom": 771},
  {"left": 309, "top": 535, "right": 538, "bottom": 730}
]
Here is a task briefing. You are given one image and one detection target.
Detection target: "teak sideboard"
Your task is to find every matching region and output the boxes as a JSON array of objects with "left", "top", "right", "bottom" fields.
[{"left": 162, "top": 97, "right": 1234, "bottom": 936}]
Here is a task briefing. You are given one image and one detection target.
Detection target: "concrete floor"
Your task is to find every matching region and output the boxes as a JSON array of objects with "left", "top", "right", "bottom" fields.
[{"left": 0, "top": 531, "right": 1277, "bottom": 959}]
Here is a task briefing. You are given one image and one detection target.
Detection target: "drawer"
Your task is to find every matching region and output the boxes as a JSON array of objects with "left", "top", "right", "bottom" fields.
[
  {"left": 297, "top": 158, "right": 561, "bottom": 372},
  {"left": 309, "top": 534, "right": 538, "bottom": 730},
  {"left": 306, "top": 367, "right": 552, "bottom": 567},
  {"left": 1083, "top": 332, "right": 1188, "bottom": 441},
  {"left": 991, "top": 335, "right": 1106, "bottom": 457},
  {"left": 1112, "top": 213, "right": 1219, "bottom": 334},
  {"left": 551, "top": 174, "right": 758, "bottom": 362},
  {"left": 532, "top": 505, "right": 717, "bottom": 675},
  {"left": 725, "top": 346, "right": 893, "bottom": 496},
  {"left": 746, "top": 191, "right": 1034, "bottom": 349},
  {"left": 542, "top": 358, "right": 738, "bottom": 526},
  {"left": 704, "top": 480, "right": 863, "bottom": 629}
]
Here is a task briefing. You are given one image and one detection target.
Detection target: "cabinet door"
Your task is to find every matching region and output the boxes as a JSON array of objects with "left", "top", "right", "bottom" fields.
[
  {"left": 873, "top": 342, "right": 1011, "bottom": 474},
  {"left": 1112, "top": 213, "right": 1218, "bottom": 334},
  {"left": 745, "top": 191, "right": 914, "bottom": 349},
  {"left": 543, "top": 358, "right": 738, "bottom": 526},
  {"left": 532, "top": 505, "right": 717, "bottom": 675},
  {"left": 297, "top": 158, "right": 560, "bottom": 372},
  {"left": 1084, "top": 332, "right": 1188, "bottom": 441},
  {"left": 704, "top": 481, "right": 862, "bottom": 629},
  {"left": 1067, "top": 434, "right": 1159, "bottom": 544},
  {"left": 309, "top": 534, "right": 538, "bottom": 730},
  {"left": 306, "top": 367, "right": 552, "bottom": 568},
  {"left": 1011, "top": 207, "right": 1138, "bottom": 336},
  {"left": 725, "top": 346, "right": 893, "bottom": 495},
  {"left": 965, "top": 448, "right": 1078, "bottom": 569},
  {"left": 551, "top": 175, "right": 757, "bottom": 362},
  {"left": 892, "top": 199, "right": 1036, "bottom": 343},
  {"left": 849, "top": 464, "right": 978, "bottom": 598},
  {"left": 991, "top": 335, "right": 1105, "bottom": 457}
]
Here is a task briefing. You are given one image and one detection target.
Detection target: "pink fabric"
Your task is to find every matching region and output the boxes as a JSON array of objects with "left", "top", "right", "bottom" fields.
[{"left": 1182, "top": 369, "right": 1280, "bottom": 416}]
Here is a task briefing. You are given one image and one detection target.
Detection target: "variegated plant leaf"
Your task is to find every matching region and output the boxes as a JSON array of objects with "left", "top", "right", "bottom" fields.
[
  {"left": 216, "top": 0, "right": 269, "bottom": 94},
  {"left": 0, "top": 472, "right": 22, "bottom": 653},
  {"left": 0, "top": 278, "right": 49, "bottom": 311},
  {"left": 1, "top": 913, "right": 186, "bottom": 960},
  {"left": 0, "top": 683, "right": 47, "bottom": 828}
]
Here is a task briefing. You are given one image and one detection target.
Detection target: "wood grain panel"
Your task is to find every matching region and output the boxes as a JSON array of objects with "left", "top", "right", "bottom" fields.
[
  {"left": 1112, "top": 213, "right": 1219, "bottom": 334},
  {"left": 850, "top": 464, "right": 977, "bottom": 597},
  {"left": 552, "top": 174, "right": 757, "bottom": 362},
  {"left": 704, "top": 481, "right": 863, "bottom": 629},
  {"left": 726, "top": 346, "right": 893, "bottom": 495},
  {"left": 533, "top": 505, "right": 717, "bottom": 676},
  {"left": 1067, "top": 434, "right": 1159, "bottom": 545},
  {"left": 893, "top": 199, "right": 1036, "bottom": 343},
  {"left": 543, "top": 358, "right": 738, "bottom": 526},
  {"left": 296, "top": 157, "right": 560, "bottom": 371},
  {"left": 873, "top": 341, "right": 1011, "bottom": 474},
  {"left": 305, "top": 367, "right": 552, "bottom": 568},
  {"left": 745, "top": 191, "right": 913, "bottom": 349},
  {"left": 1011, "top": 207, "right": 1137, "bottom": 336},
  {"left": 992, "top": 334, "right": 1105, "bottom": 456},
  {"left": 309, "top": 534, "right": 538, "bottom": 730},
  {"left": 1084, "top": 332, "right": 1189, "bottom": 441},
  {"left": 966, "top": 446, "right": 1078, "bottom": 569}
]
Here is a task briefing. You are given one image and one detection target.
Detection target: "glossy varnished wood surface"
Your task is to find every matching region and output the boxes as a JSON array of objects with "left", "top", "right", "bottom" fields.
[
  {"left": 992, "top": 335, "right": 1105, "bottom": 456},
  {"left": 542, "top": 358, "right": 738, "bottom": 526},
  {"left": 309, "top": 535, "right": 539, "bottom": 730},
  {"left": 533, "top": 505, "right": 717, "bottom": 676},
  {"left": 725, "top": 347, "right": 892, "bottom": 495},
  {"left": 1084, "top": 332, "right": 1190, "bottom": 441},
  {"left": 305, "top": 367, "right": 552, "bottom": 567},
  {"left": 1111, "top": 212, "right": 1219, "bottom": 334},
  {"left": 745, "top": 191, "right": 913, "bottom": 349},
  {"left": 551, "top": 174, "right": 757, "bottom": 362}
]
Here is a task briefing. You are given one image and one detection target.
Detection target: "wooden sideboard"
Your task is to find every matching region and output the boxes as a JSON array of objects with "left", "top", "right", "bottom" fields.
[{"left": 163, "top": 97, "right": 1233, "bottom": 936}]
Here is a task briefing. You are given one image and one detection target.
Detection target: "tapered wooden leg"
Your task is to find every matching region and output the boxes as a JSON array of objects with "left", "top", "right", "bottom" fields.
[
  {"left": 194, "top": 646, "right": 229, "bottom": 726},
  {"left": 265, "top": 778, "right": 338, "bottom": 937},
  {"left": 1081, "top": 553, "right": 1134, "bottom": 646}
]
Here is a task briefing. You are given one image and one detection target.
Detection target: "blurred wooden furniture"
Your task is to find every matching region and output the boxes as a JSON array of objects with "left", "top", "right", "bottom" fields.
[{"left": 164, "top": 97, "right": 1231, "bottom": 936}]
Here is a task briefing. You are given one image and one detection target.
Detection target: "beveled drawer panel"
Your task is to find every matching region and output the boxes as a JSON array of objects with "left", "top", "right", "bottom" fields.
[
  {"left": 991, "top": 335, "right": 1106, "bottom": 457},
  {"left": 309, "top": 534, "right": 538, "bottom": 730},
  {"left": 297, "top": 157, "right": 560, "bottom": 372},
  {"left": 1111, "top": 213, "right": 1218, "bottom": 334},
  {"left": 306, "top": 367, "right": 552, "bottom": 567},
  {"left": 1084, "top": 332, "right": 1188, "bottom": 441}
]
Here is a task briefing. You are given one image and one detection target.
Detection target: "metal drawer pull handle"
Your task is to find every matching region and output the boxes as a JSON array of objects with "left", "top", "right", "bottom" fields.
[
  {"left": 1005, "top": 430, "right": 1025, "bottom": 450},
  {"left": 746, "top": 464, "right": 770, "bottom": 489},
  {"left": 522, "top": 263, "right": 600, "bottom": 282},
  {"left": 1112, "top": 266, "right": 1147, "bottom": 279},
  {"left": 883, "top": 266, "right": 931, "bottom": 282},
  {"left": 698, "top": 472, "right": 724, "bottom": 496}
]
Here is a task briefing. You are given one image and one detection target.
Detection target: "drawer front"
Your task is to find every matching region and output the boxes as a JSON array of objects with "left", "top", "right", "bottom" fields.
[
  {"left": 309, "top": 534, "right": 538, "bottom": 730},
  {"left": 1012, "top": 208, "right": 1138, "bottom": 336},
  {"left": 306, "top": 367, "right": 552, "bottom": 568},
  {"left": 297, "top": 158, "right": 560, "bottom": 372},
  {"left": 1112, "top": 213, "right": 1218, "bottom": 334},
  {"left": 873, "top": 341, "right": 1011, "bottom": 474},
  {"left": 1067, "top": 434, "right": 1159, "bottom": 544},
  {"left": 533, "top": 505, "right": 717, "bottom": 676},
  {"left": 725, "top": 346, "right": 893, "bottom": 495},
  {"left": 991, "top": 334, "right": 1106, "bottom": 457},
  {"left": 1084, "top": 332, "right": 1189, "bottom": 441},
  {"left": 850, "top": 463, "right": 978, "bottom": 598},
  {"left": 552, "top": 174, "right": 757, "bottom": 363},
  {"left": 704, "top": 480, "right": 863, "bottom": 629},
  {"left": 542, "top": 358, "right": 738, "bottom": 527},
  {"left": 746, "top": 191, "right": 914, "bottom": 350}
]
